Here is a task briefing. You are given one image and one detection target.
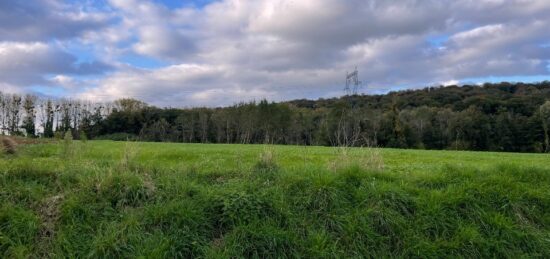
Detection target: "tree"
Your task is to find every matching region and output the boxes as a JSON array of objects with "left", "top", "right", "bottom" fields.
[
  {"left": 43, "top": 100, "right": 55, "bottom": 138},
  {"left": 0, "top": 92, "right": 6, "bottom": 135},
  {"left": 22, "top": 94, "right": 37, "bottom": 137},
  {"left": 539, "top": 101, "right": 550, "bottom": 152},
  {"left": 7, "top": 94, "right": 22, "bottom": 135},
  {"left": 114, "top": 98, "right": 147, "bottom": 113}
]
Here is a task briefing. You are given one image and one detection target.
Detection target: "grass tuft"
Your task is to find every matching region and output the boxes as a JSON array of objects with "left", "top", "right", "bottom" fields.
[
  {"left": 253, "top": 146, "right": 279, "bottom": 173},
  {"left": 329, "top": 147, "right": 384, "bottom": 172}
]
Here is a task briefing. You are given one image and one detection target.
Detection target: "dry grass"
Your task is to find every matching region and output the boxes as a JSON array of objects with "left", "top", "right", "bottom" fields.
[
  {"left": 119, "top": 142, "right": 140, "bottom": 170},
  {"left": 254, "top": 146, "right": 278, "bottom": 172},
  {"left": 328, "top": 147, "right": 384, "bottom": 172},
  {"left": 1, "top": 137, "right": 18, "bottom": 155}
]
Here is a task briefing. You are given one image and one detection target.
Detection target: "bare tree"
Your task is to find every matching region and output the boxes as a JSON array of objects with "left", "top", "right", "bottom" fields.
[
  {"left": 0, "top": 92, "right": 6, "bottom": 135},
  {"left": 7, "top": 94, "right": 22, "bottom": 135}
]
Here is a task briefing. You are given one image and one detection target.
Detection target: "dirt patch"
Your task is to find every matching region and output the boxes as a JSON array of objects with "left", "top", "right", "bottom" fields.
[
  {"left": 2, "top": 136, "right": 55, "bottom": 145},
  {"left": 38, "top": 194, "right": 65, "bottom": 242}
]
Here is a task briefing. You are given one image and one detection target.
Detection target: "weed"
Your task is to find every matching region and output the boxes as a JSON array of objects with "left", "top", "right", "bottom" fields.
[
  {"left": 119, "top": 142, "right": 140, "bottom": 171},
  {"left": 254, "top": 146, "right": 279, "bottom": 173}
]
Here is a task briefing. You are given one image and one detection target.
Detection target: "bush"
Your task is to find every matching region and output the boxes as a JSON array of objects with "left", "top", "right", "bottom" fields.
[
  {"left": 80, "top": 131, "right": 88, "bottom": 143},
  {"left": 1, "top": 137, "right": 17, "bottom": 155},
  {"left": 54, "top": 131, "right": 64, "bottom": 140}
]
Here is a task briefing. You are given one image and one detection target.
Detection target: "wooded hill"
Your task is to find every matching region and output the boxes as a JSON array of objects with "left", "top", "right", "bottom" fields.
[{"left": 2, "top": 81, "right": 550, "bottom": 152}]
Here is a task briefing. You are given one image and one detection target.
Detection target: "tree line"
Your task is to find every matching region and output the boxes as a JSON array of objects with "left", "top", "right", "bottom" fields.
[{"left": 3, "top": 81, "right": 550, "bottom": 152}]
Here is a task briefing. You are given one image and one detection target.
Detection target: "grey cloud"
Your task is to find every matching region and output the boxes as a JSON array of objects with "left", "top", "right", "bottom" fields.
[
  {"left": 0, "top": 42, "right": 111, "bottom": 88},
  {"left": 0, "top": 0, "right": 112, "bottom": 41}
]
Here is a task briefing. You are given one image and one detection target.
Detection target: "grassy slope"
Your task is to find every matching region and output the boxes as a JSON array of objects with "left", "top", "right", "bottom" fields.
[{"left": 1, "top": 141, "right": 549, "bottom": 258}]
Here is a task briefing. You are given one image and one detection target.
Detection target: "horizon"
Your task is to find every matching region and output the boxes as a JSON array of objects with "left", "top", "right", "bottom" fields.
[{"left": 1, "top": 0, "right": 550, "bottom": 107}]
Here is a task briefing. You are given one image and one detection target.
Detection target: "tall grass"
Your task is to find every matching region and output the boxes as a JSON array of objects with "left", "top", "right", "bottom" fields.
[
  {"left": 0, "top": 141, "right": 549, "bottom": 258},
  {"left": 328, "top": 146, "right": 384, "bottom": 172}
]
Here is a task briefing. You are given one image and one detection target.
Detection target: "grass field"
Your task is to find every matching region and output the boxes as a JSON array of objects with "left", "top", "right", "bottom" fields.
[{"left": 1, "top": 140, "right": 549, "bottom": 258}]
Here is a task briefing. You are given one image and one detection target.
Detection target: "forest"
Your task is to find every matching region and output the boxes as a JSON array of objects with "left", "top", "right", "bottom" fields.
[{"left": 2, "top": 81, "right": 550, "bottom": 153}]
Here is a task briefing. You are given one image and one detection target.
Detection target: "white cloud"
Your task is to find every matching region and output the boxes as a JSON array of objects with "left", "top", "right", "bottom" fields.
[{"left": 1, "top": 0, "right": 550, "bottom": 106}]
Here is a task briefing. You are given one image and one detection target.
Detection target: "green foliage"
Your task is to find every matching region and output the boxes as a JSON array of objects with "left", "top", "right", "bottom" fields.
[
  {"left": 539, "top": 101, "right": 550, "bottom": 152},
  {"left": 79, "top": 131, "right": 88, "bottom": 143},
  {"left": 0, "top": 141, "right": 549, "bottom": 257},
  {"left": 6, "top": 83, "right": 550, "bottom": 153},
  {"left": 53, "top": 131, "right": 63, "bottom": 140},
  {"left": 82, "top": 82, "right": 550, "bottom": 153}
]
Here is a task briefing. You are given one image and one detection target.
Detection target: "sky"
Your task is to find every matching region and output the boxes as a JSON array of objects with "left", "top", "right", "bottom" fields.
[{"left": 1, "top": 0, "right": 549, "bottom": 107}]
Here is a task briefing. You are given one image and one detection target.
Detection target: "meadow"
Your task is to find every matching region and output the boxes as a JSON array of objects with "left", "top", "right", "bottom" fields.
[{"left": 1, "top": 140, "right": 549, "bottom": 258}]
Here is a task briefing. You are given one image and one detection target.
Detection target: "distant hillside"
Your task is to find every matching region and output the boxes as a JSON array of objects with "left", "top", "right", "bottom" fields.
[{"left": 288, "top": 81, "right": 550, "bottom": 116}]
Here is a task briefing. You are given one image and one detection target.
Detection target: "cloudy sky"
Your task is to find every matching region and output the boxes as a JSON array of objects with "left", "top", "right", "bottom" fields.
[{"left": 1, "top": 0, "right": 549, "bottom": 107}]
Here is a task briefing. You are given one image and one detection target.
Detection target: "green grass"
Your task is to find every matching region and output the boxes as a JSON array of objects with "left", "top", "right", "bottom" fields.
[{"left": 1, "top": 140, "right": 549, "bottom": 258}]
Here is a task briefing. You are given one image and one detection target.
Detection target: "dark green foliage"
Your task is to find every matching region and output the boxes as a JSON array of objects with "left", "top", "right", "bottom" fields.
[
  {"left": 79, "top": 131, "right": 88, "bottom": 143},
  {"left": 87, "top": 82, "right": 550, "bottom": 152},
  {"left": 5, "top": 82, "right": 550, "bottom": 152}
]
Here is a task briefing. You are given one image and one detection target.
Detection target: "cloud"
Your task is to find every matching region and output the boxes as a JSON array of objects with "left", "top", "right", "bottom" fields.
[
  {"left": 1, "top": 0, "right": 550, "bottom": 106},
  {"left": 0, "top": 42, "right": 111, "bottom": 88},
  {"left": 0, "top": 0, "right": 112, "bottom": 41}
]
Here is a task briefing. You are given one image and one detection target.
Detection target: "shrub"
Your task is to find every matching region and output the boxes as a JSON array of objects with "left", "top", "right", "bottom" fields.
[
  {"left": 53, "top": 131, "right": 64, "bottom": 140},
  {"left": 80, "top": 131, "right": 88, "bottom": 143},
  {"left": 1, "top": 137, "right": 17, "bottom": 155}
]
